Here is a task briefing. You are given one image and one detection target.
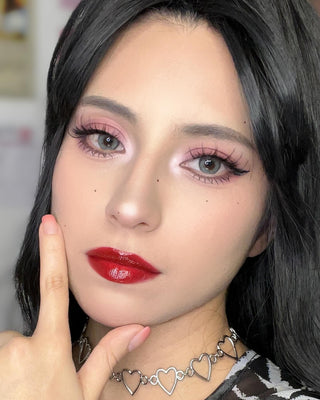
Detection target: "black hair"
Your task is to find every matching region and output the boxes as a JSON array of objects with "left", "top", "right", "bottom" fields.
[{"left": 14, "top": 0, "right": 320, "bottom": 391}]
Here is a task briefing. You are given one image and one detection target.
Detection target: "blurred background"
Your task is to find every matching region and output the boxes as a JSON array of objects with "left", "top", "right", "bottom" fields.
[
  {"left": 0, "top": 0, "right": 319, "bottom": 333},
  {"left": 0, "top": 0, "right": 80, "bottom": 332}
]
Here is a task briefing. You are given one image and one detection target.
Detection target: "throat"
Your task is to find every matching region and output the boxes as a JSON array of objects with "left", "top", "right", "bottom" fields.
[{"left": 73, "top": 322, "right": 245, "bottom": 399}]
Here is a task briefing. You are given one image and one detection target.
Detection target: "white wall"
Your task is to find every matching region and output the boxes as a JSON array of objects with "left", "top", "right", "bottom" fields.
[{"left": 0, "top": 0, "right": 80, "bottom": 332}]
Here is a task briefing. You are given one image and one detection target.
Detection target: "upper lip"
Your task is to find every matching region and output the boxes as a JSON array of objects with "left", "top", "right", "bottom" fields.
[{"left": 86, "top": 247, "right": 160, "bottom": 274}]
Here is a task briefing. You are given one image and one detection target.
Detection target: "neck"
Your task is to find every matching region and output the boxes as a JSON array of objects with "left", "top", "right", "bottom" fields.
[{"left": 83, "top": 297, "right": 247, "bottom": 400}]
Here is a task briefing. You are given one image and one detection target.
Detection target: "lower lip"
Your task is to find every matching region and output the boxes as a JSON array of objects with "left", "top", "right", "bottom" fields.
[{"left": 87, "top": 256, "right": 159, "bottom": 284}]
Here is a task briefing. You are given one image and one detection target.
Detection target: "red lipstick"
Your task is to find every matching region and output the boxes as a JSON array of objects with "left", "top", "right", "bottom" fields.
[{"left": 86, "top": 247, "right": 160, "bottom": 284}]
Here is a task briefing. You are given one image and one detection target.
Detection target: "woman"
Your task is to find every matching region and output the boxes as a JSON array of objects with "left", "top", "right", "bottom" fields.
[{"left": 0, "top": 0, "right": 319, "bottom": 399}]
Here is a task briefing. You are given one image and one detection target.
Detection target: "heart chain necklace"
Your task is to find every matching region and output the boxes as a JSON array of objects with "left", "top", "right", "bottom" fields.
[{"left": 75, "top": 326, "right": 239, "bottom": 396}]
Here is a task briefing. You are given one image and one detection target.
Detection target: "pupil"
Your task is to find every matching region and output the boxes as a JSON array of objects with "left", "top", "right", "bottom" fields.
[
  {"left": 98, "top": 134, "right": 119, "bottom": 150},
  {"left": 199, "top": 156, "right": 220, "bottom": 174},
  {"left": 104, "top": 136, "right": 113, "bottom": 147},
  {"left": 204, "top": 159, "right": 215, "bottom": 170}
]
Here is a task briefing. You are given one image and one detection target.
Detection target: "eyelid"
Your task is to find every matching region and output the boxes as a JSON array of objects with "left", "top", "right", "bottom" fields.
[
  {"left": 69, "top": 120, "right": 250, "bottom": 184},
  {"left": 70, "top": 123, "right": 126, "bottom": 159},
  {"left": 185, "top": 146, "right": 230, "bottom": 159},
  {"left": 184, "top": 146, "right": 243, "bottom": 166},
  {"left": 72, "top": 116, "right": 128, "bottom": 143},
  {"left": 179, "top": 146, "right": 250, "bottom": 185}
]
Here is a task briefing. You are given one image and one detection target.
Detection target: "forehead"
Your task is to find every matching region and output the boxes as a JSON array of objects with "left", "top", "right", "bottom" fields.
[{"left": 83, "top": 16, "right": 250, "bottom": 139}]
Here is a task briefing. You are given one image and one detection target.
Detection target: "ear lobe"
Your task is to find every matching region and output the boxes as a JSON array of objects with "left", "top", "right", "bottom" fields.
[{"left": 248, "top": 231, "right": 269, "bottom": 258}]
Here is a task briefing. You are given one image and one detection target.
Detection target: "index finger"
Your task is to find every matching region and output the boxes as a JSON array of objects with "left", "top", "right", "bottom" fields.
[{"left": 34, "top": 214, "right": 70, "bottom": 340}]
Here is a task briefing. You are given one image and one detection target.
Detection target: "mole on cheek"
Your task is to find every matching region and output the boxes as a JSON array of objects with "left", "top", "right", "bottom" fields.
[
  {"left": 157, "top": 179, "right": 160, "bottom": 183},
  {"left": 94, "top": 189, "right": 97, "bottom": 192}
]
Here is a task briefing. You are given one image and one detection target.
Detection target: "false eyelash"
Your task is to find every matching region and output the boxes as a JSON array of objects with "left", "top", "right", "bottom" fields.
[
  {"left": 69, "top": 126, "right": 249, "bottom": 185},
  {"left": 187, "top": 146, "right": 250, "bottom": 176},
  {"left": 71, "top": 123, "right": 122, "bottom": 140},
  {"left": 70, "top": 124, "right": 124, "bottom": 158},
  {"left": 180, "top": 146, "right": 250, "bottom": 185}
]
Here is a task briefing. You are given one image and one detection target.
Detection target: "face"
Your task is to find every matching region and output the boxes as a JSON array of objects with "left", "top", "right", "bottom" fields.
[{"left": 51, "top": 17, "right": 268, "bottom": 328}]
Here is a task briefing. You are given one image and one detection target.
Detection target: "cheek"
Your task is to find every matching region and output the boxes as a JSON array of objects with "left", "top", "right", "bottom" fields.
[
  {"left": 166, "top": 182, "right": 268, "bottom": 278},
  {"left": 52, "top": 144, "right": 104, "bottom": 224},
  {"left": 51, "top": 150, "right": 103, "bottom": 257},
  {"left": 50, "top": 141, "right": 268, "bottom": 326},
  {"left": 51, "top": 158, "right": 84, "bottom": 226}
]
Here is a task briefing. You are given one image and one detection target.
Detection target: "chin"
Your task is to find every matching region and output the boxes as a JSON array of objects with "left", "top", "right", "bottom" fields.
[
  {"left": 74, "top": 296, "right": 147, "bottom": 327},
  {"left": 75, "top": 294, "right": 208, "bottom": 329},
  {"left": 80, "top": 304, "right": 170, "bottom": 328}
]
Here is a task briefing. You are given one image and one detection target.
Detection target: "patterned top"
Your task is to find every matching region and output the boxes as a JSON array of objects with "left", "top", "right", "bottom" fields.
[{"left": 205, "top": 350, "right": 320, "bottom": 400}]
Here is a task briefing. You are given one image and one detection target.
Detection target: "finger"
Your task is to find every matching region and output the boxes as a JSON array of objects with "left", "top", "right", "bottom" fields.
[
  {"left": 35, "top": 214, "right": 70, "bottom": 339},
  {"left": 0, "top": 331, "right": 23, "bottom": 348},
  {"left": 78, "top": 325, "right": 150, "bottom": 400}
]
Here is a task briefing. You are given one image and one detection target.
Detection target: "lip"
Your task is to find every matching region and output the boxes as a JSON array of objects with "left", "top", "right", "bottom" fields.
[{"left": 86, "top": 247, "right": 160, "bottom": 284}]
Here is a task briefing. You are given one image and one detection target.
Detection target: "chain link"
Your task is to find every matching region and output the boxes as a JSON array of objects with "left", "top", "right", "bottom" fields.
[{"left": 104, "top": 328, "right": 238, "bottom": 396}]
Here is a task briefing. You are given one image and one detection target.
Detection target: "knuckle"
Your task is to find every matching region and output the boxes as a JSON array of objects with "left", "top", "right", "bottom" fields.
[
  {"left": 6, "top": 336, "right": 29, "bottom": 360},
  {"left": 44, "top": 339, "right": 66, "bottom": 361},
  {"left": 105, "top": 348, "right": 120, "bottom": 371},
  {"left": 0, "top": 331, "right": 22, "bottom": 348},
  {"left": 45, "top": 273, "right": 66, "bottom": 292},
  {"left": 44, "top": 239, "right": 61, "bottom": 254}
]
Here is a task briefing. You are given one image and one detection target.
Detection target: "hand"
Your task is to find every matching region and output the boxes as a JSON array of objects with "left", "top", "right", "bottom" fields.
[{"left": 0, "top": 215, "right": 150, "bottom": 400}]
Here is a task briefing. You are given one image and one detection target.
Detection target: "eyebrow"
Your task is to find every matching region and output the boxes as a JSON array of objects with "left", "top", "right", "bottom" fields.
[
  {"left": 80, "top": 95, "right": 254, "bottom": 150},
  {"left": 80, "top": 96, "right": 137, "bottom": 124},
  {"left": 179, "top": 124, "right": 254, "bottom": 150}
]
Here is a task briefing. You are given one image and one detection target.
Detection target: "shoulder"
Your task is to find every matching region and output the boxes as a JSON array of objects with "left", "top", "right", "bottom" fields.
[
  {"left": 206, "top": 351, "right": 320, "bottom": 400},
  {"left": 246, "top": 353, "right": 320, "bottom": 400}
]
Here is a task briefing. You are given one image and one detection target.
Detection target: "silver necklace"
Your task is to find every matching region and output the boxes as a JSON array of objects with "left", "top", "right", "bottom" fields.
[{"left": 75, "top": 326, "right": 239, "bottom": 396}]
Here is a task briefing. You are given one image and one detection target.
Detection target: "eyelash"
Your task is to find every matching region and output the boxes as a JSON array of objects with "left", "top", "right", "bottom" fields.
[
  {"left": 70, "top": 125, "right": 250, "bottom": 185},
  {"left": 181, "top": 147, "right": 249, "bottom": 184},
  {"left": 71, "top": 124, "right": 124, "bottom": 158}
]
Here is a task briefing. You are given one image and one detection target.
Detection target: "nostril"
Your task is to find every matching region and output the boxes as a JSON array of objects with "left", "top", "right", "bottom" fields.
[{"left": 106, "top": 200, "right": 161, "bottom": 231}]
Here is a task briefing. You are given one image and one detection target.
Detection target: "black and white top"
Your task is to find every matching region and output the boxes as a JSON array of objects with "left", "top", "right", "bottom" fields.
[{"left": 205, "top": 350, "right": 320, "bottom": 400}]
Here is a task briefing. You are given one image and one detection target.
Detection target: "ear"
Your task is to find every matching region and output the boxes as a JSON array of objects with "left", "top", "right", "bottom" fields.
[
  {"left": 248, "top": 230, "right": 269, "bottom": 258},
  {"left": 248, "top": 212, "right": 276, "bottom": 257}
]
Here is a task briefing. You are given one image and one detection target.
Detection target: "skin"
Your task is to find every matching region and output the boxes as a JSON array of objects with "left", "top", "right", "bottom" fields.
[
  {"left": 52, "top": 17, "right": 268, "bottom": 329},
  {"left": 310, "top": 0, "right": 320, "bottom": 14},
  {"left": 0, "top": 16, "right": 269, "bottom": 400},
  {"left": 0, "top": 215, "right": 148, "bottom": 399},
  {"left": 52, "top": 17, "right": 268, "bottom": 399}
]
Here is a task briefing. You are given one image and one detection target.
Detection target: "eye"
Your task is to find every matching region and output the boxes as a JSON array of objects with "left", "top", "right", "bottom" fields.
[
  {"left": 70, "top": 125, "right": 125, "bottom": 158},
  {"left": 197, "top": 156, "right": 225, "bottom": 175},
  {"left": 180, "top": 147, "right": 249, "bottom": 185},
  {"left": 90, "top": 133, "right": 122, "bottom": 151}
]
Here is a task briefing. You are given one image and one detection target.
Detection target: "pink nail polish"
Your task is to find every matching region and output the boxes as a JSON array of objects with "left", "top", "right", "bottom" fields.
[
  {"left": 128, "top": 327, "right": 151, "bottom": 352},
  {"left": 42, "top": 215, "right": 58, "bottom": 235}
]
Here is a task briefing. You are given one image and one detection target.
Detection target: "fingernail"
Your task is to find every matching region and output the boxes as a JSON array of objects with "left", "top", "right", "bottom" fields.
[
  {"left": 128, "top": 326, "right": 150, "bottom": 352},
  {"left": 42, "top": 215, "right": 58, "bottom": 235}
]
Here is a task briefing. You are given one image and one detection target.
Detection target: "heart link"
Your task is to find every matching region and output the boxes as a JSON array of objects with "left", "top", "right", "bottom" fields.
[
  {"left": 122, "top": 369, "right": 143, "bottom": 396},
  {"left": 152, "top": 367, "right": 180, "bottom": 396},
  {"left": 190, "top": 353, "right": 212, "bottom": 381},
  {"left": 217, "top": 335, "right": 239, "bottom": 360}
]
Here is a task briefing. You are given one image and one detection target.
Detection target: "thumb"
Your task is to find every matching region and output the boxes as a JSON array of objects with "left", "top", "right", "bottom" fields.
[{"left": 78, "top": 324, "right": 150, "bottom": 400}]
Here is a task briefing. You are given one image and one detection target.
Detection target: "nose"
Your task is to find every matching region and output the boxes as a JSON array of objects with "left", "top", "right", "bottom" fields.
[{"left": 105, "top": 164, "right": 162, "bottom": 232}]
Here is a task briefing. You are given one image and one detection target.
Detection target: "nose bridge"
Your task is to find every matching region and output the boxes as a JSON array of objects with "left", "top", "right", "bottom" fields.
[
  {"left": 120, "top": 155, "right": 160, "bottom": 206},
  {"left": 105, "top": 152, "right": 162, "bottom": 231}
]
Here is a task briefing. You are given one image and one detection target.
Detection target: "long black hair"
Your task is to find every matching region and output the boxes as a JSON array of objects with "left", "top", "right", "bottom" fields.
[{"left": 14, "top": 0, "right": 320, "bottom": 391}]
